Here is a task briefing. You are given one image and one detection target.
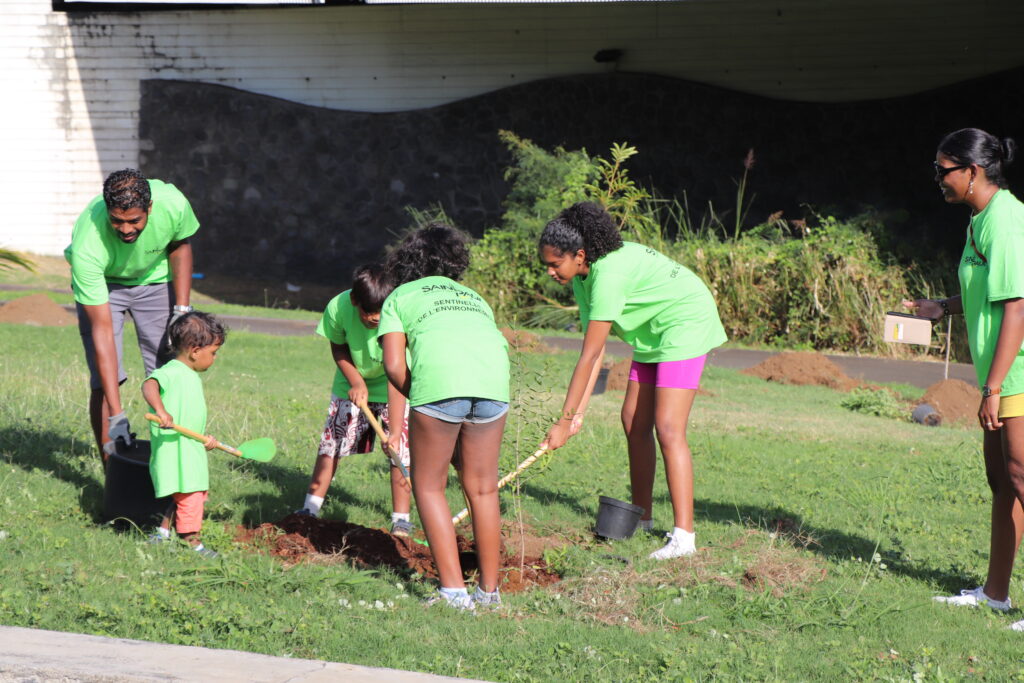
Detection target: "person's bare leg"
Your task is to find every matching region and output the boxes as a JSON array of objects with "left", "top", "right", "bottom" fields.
[
  {"left": 622, "top": 380, "right": 657, "bottom": 520},
  {"left": 409, "top": 411, "right": 464, "bottom": 588},
  {"left": 306, "top": 454, "right": 339, "bottom": 498},
  {"left": 391, "top": 465, "right": 412, "bottom": 514},
  {"left": 653, "top": 387, "right": 698, "bottom": 531},
  {"left": 457, "top": 415, "right": 506, "bottom": 593},
  {"left": 89, "top": 388, "right": 111, "bottom": 462},
  {"left": 984, "top": 420, "right": 1024, "bottom": 601}
]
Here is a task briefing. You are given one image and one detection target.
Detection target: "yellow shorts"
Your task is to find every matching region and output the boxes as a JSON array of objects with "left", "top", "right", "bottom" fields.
[{"left": 999, "top": 393, "right": 1024, "bottom": 419}]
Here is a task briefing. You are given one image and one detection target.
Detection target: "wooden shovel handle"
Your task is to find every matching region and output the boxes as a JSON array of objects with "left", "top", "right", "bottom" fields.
[
  {"left": 452, "top": 446, "right": 548, "bottom": 525},
  {"left": 144, "top": 413, "right": 242, "bottom": 457},
  {"left": 356, "top": 402, "right": 412, "bottom": 490}
]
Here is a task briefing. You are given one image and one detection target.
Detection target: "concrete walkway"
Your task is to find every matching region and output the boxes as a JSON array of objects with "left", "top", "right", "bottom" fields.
[{"left": 0, "top": 625, "right": 483, "bottom": 683}]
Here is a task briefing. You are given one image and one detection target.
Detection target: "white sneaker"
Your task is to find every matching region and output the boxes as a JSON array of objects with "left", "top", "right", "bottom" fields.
[
  {"left": 933, "top": 587, "right": 1011, "bottom": 612},
  {"left": 648, "top": 531, "right": 696, "bottom": 560},
  {"left": 1010, "top": 620, "right": 1024, "bottom": 632}
]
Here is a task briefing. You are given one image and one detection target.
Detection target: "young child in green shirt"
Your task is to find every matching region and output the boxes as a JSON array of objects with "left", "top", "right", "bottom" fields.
[
  {"left": 142, "top": 311, "right": 226, "bottom": 558},
  {"left": 379, "top": 223, "right": 510, "bottom": 611},
  {"left": 296, "top": 264, "right": 411, "bottom": 535}
]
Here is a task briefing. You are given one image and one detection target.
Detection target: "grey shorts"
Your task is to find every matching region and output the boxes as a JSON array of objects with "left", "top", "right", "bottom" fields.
[
  {"left": 77, "top": 282, "right": 175, "bottom": 390},
  {"left": 412, "top": 397, "right": 509, "bottom": 424}
]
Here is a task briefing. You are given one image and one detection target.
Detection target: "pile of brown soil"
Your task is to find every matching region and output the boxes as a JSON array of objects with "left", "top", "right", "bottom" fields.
[
  {"left": 605, "top": 358, "right": 632, "bottom": 391},
  {"left": 239, "top": 514, "right": 561, "bottom": 593},
  {"left": 0, "top": 294, "right": 74, "bottom": 326},
  {"left": 918, "top": 379, "right": 980, "bottom": 424},
  {"left": 500, "top": 327, "right": 553, "bottom": 354},
  {"left": 742, "top": 352, "right": 860, "bottom": 391}
]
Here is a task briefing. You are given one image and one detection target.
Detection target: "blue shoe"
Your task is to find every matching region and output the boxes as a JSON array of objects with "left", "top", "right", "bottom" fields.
[{"left": 391, "top": 519, "right": 414, "bottom": 537}]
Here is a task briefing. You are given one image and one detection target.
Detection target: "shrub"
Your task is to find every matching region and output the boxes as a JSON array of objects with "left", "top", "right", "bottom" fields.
[{"left": 840, "top": 387, "right": 906, "bottom": 420}]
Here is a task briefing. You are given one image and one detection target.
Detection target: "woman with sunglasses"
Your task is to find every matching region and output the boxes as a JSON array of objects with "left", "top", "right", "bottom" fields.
[{"left": 905, "top": 128, "right": 1024, "bottom": 629}]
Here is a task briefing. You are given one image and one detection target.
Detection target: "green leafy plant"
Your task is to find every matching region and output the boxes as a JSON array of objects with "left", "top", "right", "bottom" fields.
[
  {"left": 0, "top": 248, "right": 35, "bottom": 273},
  {"left": 840, "top": 387, "right": 906, "bottom": 420}
]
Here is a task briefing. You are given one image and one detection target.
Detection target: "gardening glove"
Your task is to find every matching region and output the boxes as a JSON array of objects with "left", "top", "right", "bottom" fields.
[{"left": 108, "top": 411, "right": 133, "bottom": 447}]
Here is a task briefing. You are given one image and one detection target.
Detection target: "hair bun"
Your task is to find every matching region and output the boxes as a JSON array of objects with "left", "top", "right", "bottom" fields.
[{"left": 1001, "top": 138, "right": 1017, "bottom": 166}]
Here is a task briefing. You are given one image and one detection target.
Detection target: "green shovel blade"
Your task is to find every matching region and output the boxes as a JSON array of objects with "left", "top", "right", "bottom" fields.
[{"left": 238, "top": 437, "right": 276, "bottom": 462}]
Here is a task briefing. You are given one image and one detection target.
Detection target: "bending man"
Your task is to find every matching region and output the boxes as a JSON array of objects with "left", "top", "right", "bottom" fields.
[{"left": 65, "top": 169, "right": 200, "bottom": 462}]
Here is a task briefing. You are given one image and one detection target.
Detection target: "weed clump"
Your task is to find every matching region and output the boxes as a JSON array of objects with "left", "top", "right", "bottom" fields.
[{"left": 841, "top": 387, "right": 906, "bottom": 420}]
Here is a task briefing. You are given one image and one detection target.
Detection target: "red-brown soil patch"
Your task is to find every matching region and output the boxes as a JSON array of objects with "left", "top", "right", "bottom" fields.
[
  {"left": 918, "top": 379, "right": 980, "bottom": 424},
  {"left": 500, "top": 327, "right": 554, "bottom": 354},
  {"left": 238, "top": 514, "right": 560, "bottom": 593},
  {"left": 606, "top": 358, "right": 632, "bottom": 391},
  {"left": 742, "top": 351, "right": 860, "bottom": 391},
  {"left": 0, "top": 294, "right": 74, "bottom": 326}
]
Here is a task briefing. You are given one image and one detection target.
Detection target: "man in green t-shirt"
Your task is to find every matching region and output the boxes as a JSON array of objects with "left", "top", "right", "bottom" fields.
[{"left": 65, "top": 169, "right": 200, "bottom": 462}]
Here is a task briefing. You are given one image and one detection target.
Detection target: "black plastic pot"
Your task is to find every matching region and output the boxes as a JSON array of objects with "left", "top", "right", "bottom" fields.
[
  {"left": 595, "top": 495, "right": 644, "bottom": 540},
  {"left": 103, "top": 440, "right": 172, "bottom": 528}
]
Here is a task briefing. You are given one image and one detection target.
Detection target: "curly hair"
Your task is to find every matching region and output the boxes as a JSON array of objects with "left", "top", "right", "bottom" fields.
[
  {"left": 168, "top": 311, "right": 227, "bottom": 354},
  {"left": 349, "top": 262, "right": 393, "bottom": 313},
  {"left": 103, "top": 169, "right": 151, "bottom": 212},
  {"left": 938, "top": 128, "right": 1017, "bottom": 189},
  {"left": 539, "top": 202, "right": 623, "bottom": 264},
  {"left": 385, "top": 222, "right": 471, "bottom": 286}
]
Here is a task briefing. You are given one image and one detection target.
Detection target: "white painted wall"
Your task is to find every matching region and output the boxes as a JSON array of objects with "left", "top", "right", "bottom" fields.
[{"left": 2, "top": 0, "right": 1022, "bottom": 255}]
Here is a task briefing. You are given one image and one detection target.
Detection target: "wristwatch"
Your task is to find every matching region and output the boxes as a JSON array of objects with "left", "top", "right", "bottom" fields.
[
  {"left": 173, "top": 304, "right": 193, "bottom": 314},
  {"left": 982, "top": 385, "right": 1001, "bottom": 398}
]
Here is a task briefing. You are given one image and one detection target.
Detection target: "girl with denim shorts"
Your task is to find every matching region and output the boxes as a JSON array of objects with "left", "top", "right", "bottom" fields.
[
  {"left": 539, "top": 202, "right": 727, "bottom": 560},
  {"left": 379, "top": 223, "right": 510, "bottom": 610}
]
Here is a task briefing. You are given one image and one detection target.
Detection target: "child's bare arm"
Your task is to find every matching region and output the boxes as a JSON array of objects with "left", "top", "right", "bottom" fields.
[
  {"left": 142, "top": 378, "right": 174, "bottom": 428},
  {"left": 385, "top": 380, "right": 407, "bottom": 455},
  {"left": 331, "top": 342, "right": 369, "bottom": 405},
  {"left": 380, "top": 332, "right": 411, "bottom": 398}
]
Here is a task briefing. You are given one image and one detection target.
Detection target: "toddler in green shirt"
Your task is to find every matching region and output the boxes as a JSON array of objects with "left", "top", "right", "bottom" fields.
[{"left": 142, "top": 311, "right": 226, "bottom": 558}]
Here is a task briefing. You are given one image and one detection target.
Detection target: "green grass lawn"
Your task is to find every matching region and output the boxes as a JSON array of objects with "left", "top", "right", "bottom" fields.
[{"left": 0, "top": 321, "right": 1016, "bottom": 681}]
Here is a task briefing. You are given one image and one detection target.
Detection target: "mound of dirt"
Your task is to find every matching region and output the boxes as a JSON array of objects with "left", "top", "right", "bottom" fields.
[
  {"left": 240, "top": 514, "right": 560, "bottom": 593},
  {"left": 742, "top": 352, "right": 860, "bottom": 391},
  {"left": 918, "top": 379, "right": 980, "bottom": 424},
  {"left": 606, "top": 358, "right": 632, "bottom": 391},
  {"left": 500, "top": 327, "right": 553, "bottom": 353},
  {"left": 0, "top": 294, "right": 74, "bottom": 326}
]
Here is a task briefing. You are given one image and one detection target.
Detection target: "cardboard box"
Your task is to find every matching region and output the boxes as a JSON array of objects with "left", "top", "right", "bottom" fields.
[{"left": 883, "top": 312, "right": 933, "bottom": 345}]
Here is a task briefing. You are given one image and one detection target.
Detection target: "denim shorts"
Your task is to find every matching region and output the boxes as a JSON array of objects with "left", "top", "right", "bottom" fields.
[{"left": 412, "top": 397, "right": 509, "bottom": 424}]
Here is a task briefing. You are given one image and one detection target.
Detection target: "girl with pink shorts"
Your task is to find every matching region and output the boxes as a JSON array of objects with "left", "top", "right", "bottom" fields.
[{"left": 539, "top": 202, "right": 727, "bottom": 560}]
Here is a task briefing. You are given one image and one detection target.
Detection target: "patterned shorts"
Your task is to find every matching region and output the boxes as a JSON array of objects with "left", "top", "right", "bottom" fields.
[{"left": 318, "top": 396, "right": 410, "bottom": 466}]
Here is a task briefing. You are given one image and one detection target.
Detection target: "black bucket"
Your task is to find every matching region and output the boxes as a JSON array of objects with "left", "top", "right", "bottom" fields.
[
  {"left": 595, "top": 495, "right": 644, "bottom": 540},
  {"left": 103, "top": 440, "right": 172, "bottom": 528}
]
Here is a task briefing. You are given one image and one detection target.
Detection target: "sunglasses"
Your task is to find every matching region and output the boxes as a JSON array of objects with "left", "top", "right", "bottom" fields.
[{"left": 933, "top": 162, "right": 970, "bottom": 178}]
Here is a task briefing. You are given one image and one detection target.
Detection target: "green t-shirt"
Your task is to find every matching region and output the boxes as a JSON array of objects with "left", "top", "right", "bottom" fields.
[
  {"left": 147, "top": 359, "right": 209, "bottom": 497},
  {"left": 572, "top": 241, "right": 727, "bottom": 362},
  {"left": 317, "top": 290, "right": 390, "bottom": 403},
  {"left": 65, "top": 179, "right": 200, "bottom": 306},
  {"left": 958, "top": 189, "right": 1024, "bottom": 395},
  {"left": 378, "top": 276, "right": 510, "bottom": 406}
]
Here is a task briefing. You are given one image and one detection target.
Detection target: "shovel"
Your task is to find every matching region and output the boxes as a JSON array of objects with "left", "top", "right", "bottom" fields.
[
  {"left": 451, "top": 446, "right": 548, "bottom": 525},
  {"left": 144, "top": 413, "right": 276, "bottom": 462},
  {"left": 356, "top": 402, "right": 412, "bottom": 490}
]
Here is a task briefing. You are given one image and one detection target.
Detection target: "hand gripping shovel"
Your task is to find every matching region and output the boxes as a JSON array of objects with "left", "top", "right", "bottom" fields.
[
  {"left": 451, "top": 446, "right": 548, "bottom": 525},
  {"left": 144, "top": 413, "right": 276, "bottom": 462},
  {"left": 356, "top": 402, "right": 412, "bottom": 491}
]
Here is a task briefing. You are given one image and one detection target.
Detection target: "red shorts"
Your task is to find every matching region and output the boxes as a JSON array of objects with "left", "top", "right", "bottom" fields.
[
  {"left": 628, "top": 355, "right": 707, "bottom": 390},
  {"left": 172, "top": 491, "right": 208, "bottom": 534}
]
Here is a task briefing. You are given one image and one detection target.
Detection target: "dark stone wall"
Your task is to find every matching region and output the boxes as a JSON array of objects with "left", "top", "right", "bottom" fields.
[{"left": 140, "top": 69, "right": 1024, "bottom": 290}]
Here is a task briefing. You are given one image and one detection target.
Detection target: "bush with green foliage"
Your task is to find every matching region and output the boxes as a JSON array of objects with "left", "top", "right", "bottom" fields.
[
  {"left": 458, "top": 132, "right": 949, "bottom": 356},
  {"left": 840, "top": 387, "right": 907, "bottom": 420}
]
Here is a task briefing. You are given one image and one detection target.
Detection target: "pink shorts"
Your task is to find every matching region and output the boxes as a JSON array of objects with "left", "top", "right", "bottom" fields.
[
  {"left": 172, "top": 491, "right": 208, "bottom": 535},
  {"left": 628, "top": 355, "right": 707, "bottom": 389}
]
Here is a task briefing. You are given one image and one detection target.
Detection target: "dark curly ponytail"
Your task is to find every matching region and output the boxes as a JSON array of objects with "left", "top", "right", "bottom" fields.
[{"left": 539, "top": 202, "right": 624, "bottom": 264}]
